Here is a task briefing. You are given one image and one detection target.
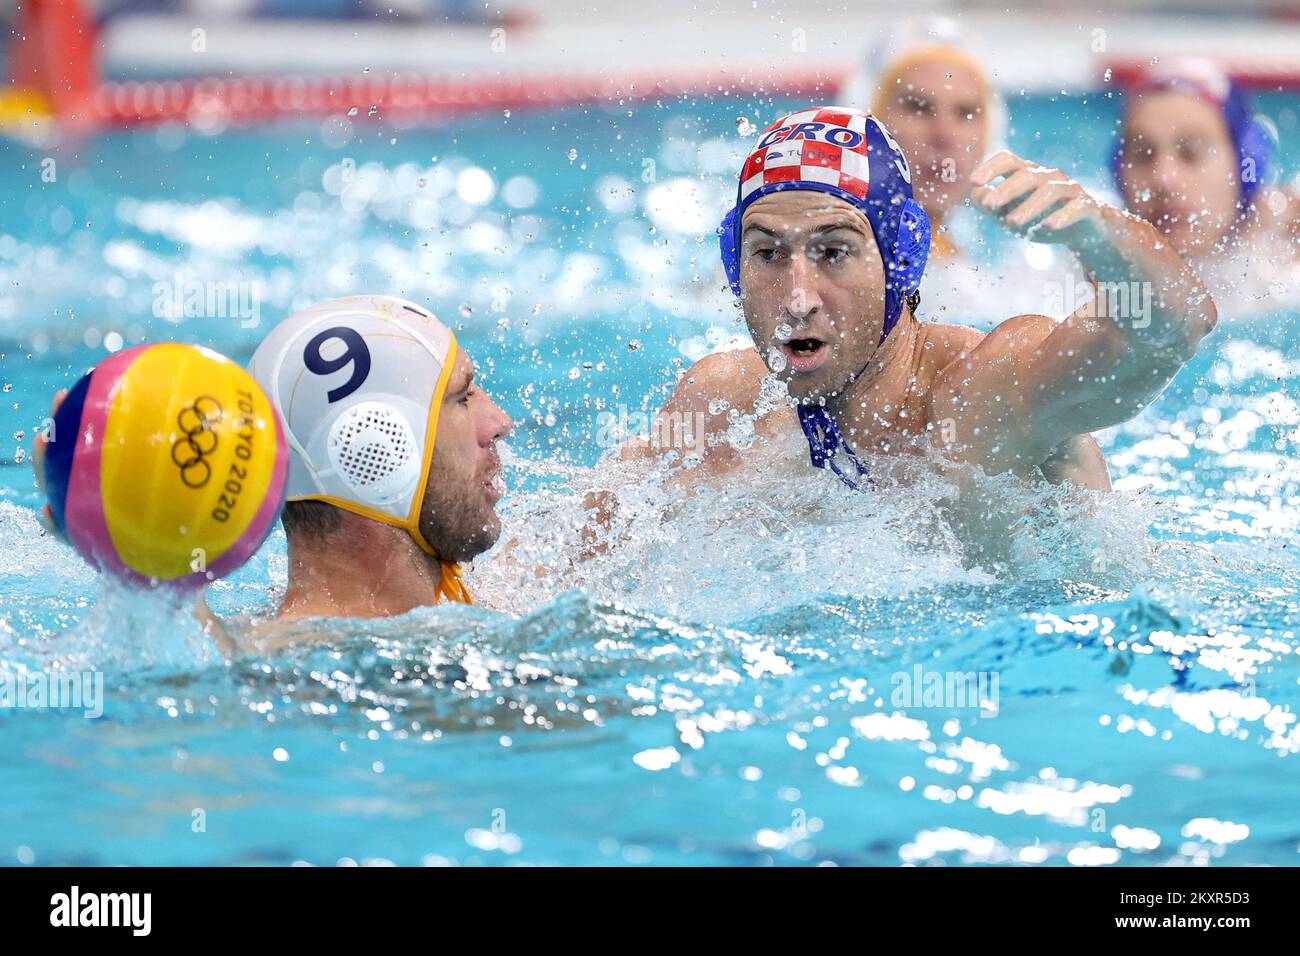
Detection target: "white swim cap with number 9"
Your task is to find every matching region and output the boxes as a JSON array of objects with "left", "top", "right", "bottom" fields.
[{"left": 249, "top": 294, "right": 459, "bottom": 555}]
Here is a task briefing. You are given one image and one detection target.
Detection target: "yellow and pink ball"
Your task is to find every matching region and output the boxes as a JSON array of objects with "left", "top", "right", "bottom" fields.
[{"left": 43, "top": 343, "right": 288, "bottom": 588}]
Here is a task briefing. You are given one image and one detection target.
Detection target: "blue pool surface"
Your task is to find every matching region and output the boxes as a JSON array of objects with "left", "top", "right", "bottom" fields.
[{"left": 1, "top": 93, "right": 1298, "bottom": 865}]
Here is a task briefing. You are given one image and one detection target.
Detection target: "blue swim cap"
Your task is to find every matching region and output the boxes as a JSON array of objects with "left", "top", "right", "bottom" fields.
[{"left": 718, "top": 106, "right": 930, "bottom": 344}]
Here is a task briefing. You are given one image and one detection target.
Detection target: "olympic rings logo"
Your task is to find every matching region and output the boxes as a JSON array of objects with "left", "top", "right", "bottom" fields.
[{"left": 171, "top": 396, "right": 223, "bottom": 488}]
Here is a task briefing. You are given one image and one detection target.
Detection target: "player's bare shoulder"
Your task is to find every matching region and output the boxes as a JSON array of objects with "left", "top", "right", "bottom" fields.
[
  {"left": 635, "top": 347, "right": 796, "bottom": 475},
  {"left": 921, "top": 316, "right": 1111, "bottom": 488},
  {"left": 925, "top": 315, "right": 1058, "bottom": 425},
  {"left": 917, "top": 321, "right": 987, "bottom": 400},
  {"left": 927, "top": 315, "right": 1057, "bottom": 386},
  {"left": 669, "top": 347, "right": 771, "bottom": 415}
]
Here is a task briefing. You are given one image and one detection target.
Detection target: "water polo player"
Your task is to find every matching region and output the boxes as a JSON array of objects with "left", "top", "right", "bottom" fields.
[
  {"left": 35, "top": 295, "right": 512, "bottom": 629},
  {"left": 640, "top": 106, "right": 1216, "bottom": 493},
  {"left": 841, "top": 15, "right": 1005, "bottom": 263},
  {"left": 1113, "top": 57, "right": 1295, "bottom": 264},
  {"left": 246, "top": 294, "right": 512, "bottom": 621}
]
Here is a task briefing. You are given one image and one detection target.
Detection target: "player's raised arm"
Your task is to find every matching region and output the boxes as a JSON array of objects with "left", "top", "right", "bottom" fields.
[{"left": 931, "top": 150, "right": 1218, "bottom": 476}]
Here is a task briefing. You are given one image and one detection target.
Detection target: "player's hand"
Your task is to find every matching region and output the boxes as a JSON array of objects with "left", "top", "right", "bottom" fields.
[
  {"left": 31, "top": 389, "right": 67, "bottom": 540},
  {"left": 971, "top": 150, "right": 1105, "bottom": 245}
]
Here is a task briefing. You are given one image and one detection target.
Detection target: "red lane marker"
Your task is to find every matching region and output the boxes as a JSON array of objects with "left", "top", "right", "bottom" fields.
[{"left": 89, "top": 65, "right": 851, "bottom": 128}]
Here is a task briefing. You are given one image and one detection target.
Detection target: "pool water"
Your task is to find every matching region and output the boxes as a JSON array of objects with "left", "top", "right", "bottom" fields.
[{"left": 1, "top": 93, "right": 1299, "bottom": 866}]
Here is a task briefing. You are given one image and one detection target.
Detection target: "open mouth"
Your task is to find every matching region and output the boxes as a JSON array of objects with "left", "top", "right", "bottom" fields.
[
  {"left": 780, "top": 337, "right": 829, "bottom": 373},
  {"left": 484, "top": 469, "right": 506, "bottom": 502}
]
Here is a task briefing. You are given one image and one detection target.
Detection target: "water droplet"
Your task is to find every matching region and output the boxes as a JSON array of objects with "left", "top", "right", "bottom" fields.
[
  {"left": 347, "top": 107, "right": 358, "bottom": 116},
  {"left": 708, "top": 399, "right": 729, "bottom": 416},
  {"left": 775, "top": 323, "right": 793, "bottom": 341},
  {"left": 568, "top": 367, "right": 581, "bottom": 380},
  {"left": 736, "top": 116, "right": 756, "bottom": 137},
  {"left": 1103, "top": 68, "right": 1113, "bottom": 82},
  {"left": 627, "top": 339, "right": 641, "bottom": 351},
  {"left": 503, "top": 109, "right": 511, "bottom": 118},
  {"left": 458, "top": 303, "right": 473, "bottom": 318},
  {"left": 567, "top": 148, "right": 578, "bottom": 162}
]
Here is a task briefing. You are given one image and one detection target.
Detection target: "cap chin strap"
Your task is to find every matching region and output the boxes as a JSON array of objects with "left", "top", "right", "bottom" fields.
[
  {"left": 403, "top": 335, "right": 459, "bottom": 557},
  {"left": 793, "top": 316, "right": 893, "bottom": 494},
  {"left": 437, "top": 560, "right": 474, "bottom": 605},
  {"left": 797, "top": 404, "right": 873, "bottom": 492}
]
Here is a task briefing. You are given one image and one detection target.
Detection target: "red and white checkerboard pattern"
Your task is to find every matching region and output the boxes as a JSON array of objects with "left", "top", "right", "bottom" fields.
[{"left": 739, "top": 107, "right": 874, "bottom": 206}]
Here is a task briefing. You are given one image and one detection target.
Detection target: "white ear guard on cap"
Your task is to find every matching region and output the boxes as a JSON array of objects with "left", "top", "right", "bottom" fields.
[
  {"left": 249, "top": 294, "right": 459, "bottom": 554},
  {"left": 325, "top": 396, "right": 424, "bottom": 506}
]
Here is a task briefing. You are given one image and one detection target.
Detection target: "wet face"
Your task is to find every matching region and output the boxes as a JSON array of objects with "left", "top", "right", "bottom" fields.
[
  {"left": 1121, "top": 91, "right": 1240, "bottom": 258},
  {"left": 739, "top": 190, "right": 886, "bottom": 402},
  {"left": 418, "top": 350, "right": 513, "bottom": 563},
  {"left": 877, "top": 58, "right": 987, "bottom": 219}
]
